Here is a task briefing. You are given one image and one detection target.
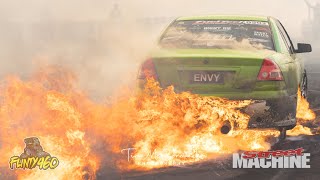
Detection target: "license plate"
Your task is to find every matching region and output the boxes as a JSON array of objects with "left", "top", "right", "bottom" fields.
[{"left": 189, "top": 71, "right": 225, "bottom": 84}]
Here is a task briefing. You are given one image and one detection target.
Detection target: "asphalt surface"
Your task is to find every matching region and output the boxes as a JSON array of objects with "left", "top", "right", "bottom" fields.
[
  {"left": 2, "top": 117, "right": 319, "bottom": 180},
  {"left": 96, "top": 135, "right": 320, "bottom": 180},
  {"left": 99, "top": 135, "right": 320, "bottom": 180}
]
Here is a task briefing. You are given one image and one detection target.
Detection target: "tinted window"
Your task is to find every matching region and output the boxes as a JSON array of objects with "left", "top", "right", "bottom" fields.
[
  {"left": 276, "top": 21, "right": 295, "bottom": 54},
  {"left": 160, "top": 20, "right": 275, "bottom": 50}
]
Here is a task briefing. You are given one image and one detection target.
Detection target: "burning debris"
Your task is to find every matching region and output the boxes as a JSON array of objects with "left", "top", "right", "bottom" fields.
[{"left": 0, "top": 66, "right": 317, "bottom": 179}]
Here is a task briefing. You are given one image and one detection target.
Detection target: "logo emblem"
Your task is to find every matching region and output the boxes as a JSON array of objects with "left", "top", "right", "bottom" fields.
[{"left": 9, "top": 137, "right": 59, "bottom": 170}]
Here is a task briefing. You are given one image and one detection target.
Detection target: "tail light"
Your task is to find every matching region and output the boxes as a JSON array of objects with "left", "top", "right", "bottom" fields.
[
  {"left": 138, "top": 58, "right": 158, "bottom": 80},
  {"left": 257, "top": 59, "right": 283, "bottom": 81}
]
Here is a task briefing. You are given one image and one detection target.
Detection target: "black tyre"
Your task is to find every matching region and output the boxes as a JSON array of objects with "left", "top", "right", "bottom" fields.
[{"left": 301, "top": 70, "right": 308, "bottom": 99}]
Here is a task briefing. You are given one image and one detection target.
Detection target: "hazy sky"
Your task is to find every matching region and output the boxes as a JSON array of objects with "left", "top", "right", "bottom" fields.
[{"left": 0, "top": 0, "right": 316, "bottom": 37}]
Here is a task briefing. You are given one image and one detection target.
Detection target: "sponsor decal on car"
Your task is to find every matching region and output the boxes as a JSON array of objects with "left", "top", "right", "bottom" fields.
[{"left": 193, "top": 20, "right": 269, "bottom": 26}]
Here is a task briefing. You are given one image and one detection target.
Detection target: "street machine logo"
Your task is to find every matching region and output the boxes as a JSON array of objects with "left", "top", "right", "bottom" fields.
[{"left": 233, "top": 148, "right": 310, "bottom": 168}]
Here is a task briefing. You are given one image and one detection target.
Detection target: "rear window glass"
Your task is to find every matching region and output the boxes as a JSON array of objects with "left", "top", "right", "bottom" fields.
[{"left": 160, "top": 20, "right": 274, "bottom": 50}]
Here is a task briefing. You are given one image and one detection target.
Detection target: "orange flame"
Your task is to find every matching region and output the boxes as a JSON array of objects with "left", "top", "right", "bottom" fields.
[
  {"left": 287, "top": 88, "right": 317, "bottom": 136},
  {"left": 128, "top": 79, "right": 279, "bottom": 169},
  {"left": 0, "top": 70, "right": 98, "bottom": 179},
  {"left": 296, "top": 87, "right": 316, "bottom": 121},
  {"left": 0, "top": 66, "right": 317, "bottom": 179}
]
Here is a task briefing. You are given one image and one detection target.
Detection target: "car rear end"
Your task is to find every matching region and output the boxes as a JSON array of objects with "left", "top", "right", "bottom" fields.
[{"left": 137, "top": 16, "right": 297, "bottom": 130}]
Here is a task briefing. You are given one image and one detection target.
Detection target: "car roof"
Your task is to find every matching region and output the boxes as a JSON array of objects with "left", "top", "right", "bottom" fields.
[{"left": 176, "top": 15, "right": 272, "bottom": 22}]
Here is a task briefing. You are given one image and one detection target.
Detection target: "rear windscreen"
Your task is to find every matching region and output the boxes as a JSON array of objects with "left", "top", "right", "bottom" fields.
[{"left": 160, "top": 20, "right": 275, "bottom": 50}]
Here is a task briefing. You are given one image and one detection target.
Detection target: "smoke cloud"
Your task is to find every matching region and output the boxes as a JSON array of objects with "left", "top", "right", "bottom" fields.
[{"left": 0, "top": 0, "right": 315, "bottom": 98}]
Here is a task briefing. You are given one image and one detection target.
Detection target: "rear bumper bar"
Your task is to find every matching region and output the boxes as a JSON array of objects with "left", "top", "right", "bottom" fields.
[{"left": 244, "top": 95, "right": 297, "bottom": 129}]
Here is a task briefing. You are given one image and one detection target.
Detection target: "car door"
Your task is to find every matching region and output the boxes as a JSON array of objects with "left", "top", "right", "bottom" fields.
[{"left": 276, "top": 20, "right": 302, "bottom": 95}]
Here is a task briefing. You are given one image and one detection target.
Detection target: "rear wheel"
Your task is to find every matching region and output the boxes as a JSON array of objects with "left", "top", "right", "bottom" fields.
[{"left": 278, "top": 74, "right": 306, "bottom": 141}]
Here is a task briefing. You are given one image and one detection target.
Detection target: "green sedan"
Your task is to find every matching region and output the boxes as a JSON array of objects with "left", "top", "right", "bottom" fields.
[{"left": 137, "top": 15, "right": 312, "bottom": 139}]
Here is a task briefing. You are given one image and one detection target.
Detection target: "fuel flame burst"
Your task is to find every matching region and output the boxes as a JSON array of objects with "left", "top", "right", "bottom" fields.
[
  {"left": 287, "top": 87, "right": 317, "bottom": 136},
  {"left": 129, "top": 79, "right": 279, "bottom": 169},
  {"left": 0, "top": 67, "right": 99, "bottom": 179},
  {"left": 296, "top": 88, "right": 316, "bottom": 121},
  {"left": 128, "top": 81, "right": 317, "bottom": 169},
  {"left": 0, "top": 66, "right": 317, "bottom": 179}
]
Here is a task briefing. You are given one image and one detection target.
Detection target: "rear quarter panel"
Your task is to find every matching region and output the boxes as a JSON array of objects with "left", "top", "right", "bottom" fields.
[{"left": 269, "top": 18, "right": 303, "bottom": 96}]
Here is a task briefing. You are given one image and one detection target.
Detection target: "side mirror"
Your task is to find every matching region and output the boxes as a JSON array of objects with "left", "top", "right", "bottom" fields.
[{"left": 295, "top": 43, "right": 312, "bottom": 53}]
